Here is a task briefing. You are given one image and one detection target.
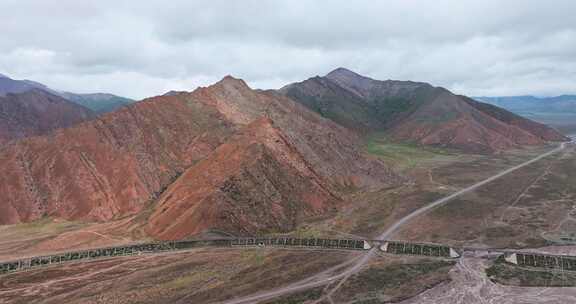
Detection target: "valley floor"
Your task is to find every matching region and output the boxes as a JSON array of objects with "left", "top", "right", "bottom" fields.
[{"left": 1, "top": 141, "right": 575, "bottom": 303}]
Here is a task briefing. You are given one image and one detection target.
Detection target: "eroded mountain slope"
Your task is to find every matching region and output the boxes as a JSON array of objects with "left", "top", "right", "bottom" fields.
[
  {"left": 0, "top": 90, "right": 234, "bottom": 225},
  {"left": 0, "top": 76, "right": 400, "bottom": 239},
  {"left": 147, "top": 118, "right": 342, "bottom": 239}
]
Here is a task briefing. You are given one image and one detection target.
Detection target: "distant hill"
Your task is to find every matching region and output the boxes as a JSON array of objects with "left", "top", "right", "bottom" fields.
[
  {"left": 475, "top": 95, "right": 576, "bottom": 134},
  {"left": 0, "top": 73, "right": 56, "bottom": 95},
  {"left": 0, "top": 89, "right": 95, "bottom": 145},
  {"left": 59, "top": 92, "right": 134, "bottom": 114},
  {"left": 280, "top": 68, "right": 568, "bottom": 153},
  {"left": 0, "top": 73, "right": 133, "bottom": 113},
  {"left": 475, "top": 95, "right": 576, "bottom": 113}
]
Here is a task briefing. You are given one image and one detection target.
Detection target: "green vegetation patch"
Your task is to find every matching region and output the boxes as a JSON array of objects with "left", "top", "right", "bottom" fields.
[
  {"left": 370, "top": 97, "right": 414, "bottom": 123},
  {"left": 281, "top": 225, "right": 326, "bottom": 238},
  {"left": 8, "top": 217, "right": 86, "bottom": 235},
  {"left": 365, "top": 134, "right": 453, "bottom": 170}
]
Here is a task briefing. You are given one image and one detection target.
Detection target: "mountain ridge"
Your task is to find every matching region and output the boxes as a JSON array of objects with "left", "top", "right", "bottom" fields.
[{"left": 280, "top": 68, "right": 568, "bottom": 153}]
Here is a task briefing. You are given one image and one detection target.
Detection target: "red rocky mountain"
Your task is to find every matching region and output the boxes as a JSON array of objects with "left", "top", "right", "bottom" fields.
[
  {"left": 0, "top": 76, "right": 400, "bottom": 239},
  {"left": 146, "top": 78, "right": 400, "bottom": 238}
]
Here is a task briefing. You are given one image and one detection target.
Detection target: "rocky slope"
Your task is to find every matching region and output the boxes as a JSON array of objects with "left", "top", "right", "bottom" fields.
[
  {"left": 0, "top": 90, "right": 95, "bottom": 146},
  {"left": 280, "top": 68, "right": 568, "bottom": 153},
  {"left": 0, "top": 88, "right": 234, "bottom": 225},
  {"left": 147, "top": 118, "right": 342, "bottom": 239},
  {"left": 0, "top": 76, "right": 400, "bottom": 239}
]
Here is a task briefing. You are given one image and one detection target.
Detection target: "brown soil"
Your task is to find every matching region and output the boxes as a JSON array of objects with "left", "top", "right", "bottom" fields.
[
  {"left": 0, "top": 248, "right": 353, "bottom": 304},
  {"left": 396, "top": 145, "right": 576, "bottom": 249}
]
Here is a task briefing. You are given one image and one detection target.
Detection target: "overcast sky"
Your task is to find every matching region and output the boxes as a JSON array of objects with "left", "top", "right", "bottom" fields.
[{"left": 1, "top": 0, "right": 575, "bottom": 99}]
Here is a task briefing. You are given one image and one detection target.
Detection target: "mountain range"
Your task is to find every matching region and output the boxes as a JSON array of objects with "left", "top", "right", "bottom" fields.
[
  {"left": 475, "top": 95, "right": 576, "bottom": 115},
  {"left": 281, "top": 68, "right": 567, "bottom": 153},
  {"left": 0, "top": 73, "right": 134, "bottom": 146},
  {"left": 0, "top": 73, "right": 133, "bottom": 114},
  {"left": 475, "top": 95, "right": 576, "bottom": 134},
  {"left": 0, "top": 68, "right": 569, "bottom": 239},
  {"left": 0, "top": 90, "right": 96, "bottom": 145}
]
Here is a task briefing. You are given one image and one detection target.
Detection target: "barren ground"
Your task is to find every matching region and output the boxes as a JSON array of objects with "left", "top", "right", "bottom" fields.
[
  {"left": 396, "top": 143, "right": 576, "bottom": 249},
  {"left": 399, "top": 251, "right": 576, "bottom": 304},
  {"left": 1, "top": 141, "right": 575, "bottom": 303},
  {"left": 0, "top": 248, "right": 355, "bottom": 304}
]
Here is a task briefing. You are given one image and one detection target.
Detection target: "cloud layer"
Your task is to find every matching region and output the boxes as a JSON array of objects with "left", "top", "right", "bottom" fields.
[{"left": 1, "top": 0, "right": 575, "bottom": 99}]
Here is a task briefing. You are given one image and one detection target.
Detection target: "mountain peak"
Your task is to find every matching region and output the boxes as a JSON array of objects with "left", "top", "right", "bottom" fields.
[
  {"left": 325, "top": 67, "right": 374, "bottom": 84},
  {"left": 209, "top": 75, "right": 251, "bottom": 92},
  {"left": 324, "top": 67, "right": 375, "bottom": 98},
  {"left": 163, "top": 90, "right": 187, "bottom": 96},
  {"left": 325, "top": 67, "right": 368, "bottom": 80},
  {"left": 220, "top": 75, "right": 248, "bottom": 85}
]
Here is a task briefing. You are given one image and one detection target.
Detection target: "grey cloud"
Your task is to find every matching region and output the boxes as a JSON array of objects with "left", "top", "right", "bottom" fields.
[{"left": 0, "top": 0, "right": 575, "bottom": 99}]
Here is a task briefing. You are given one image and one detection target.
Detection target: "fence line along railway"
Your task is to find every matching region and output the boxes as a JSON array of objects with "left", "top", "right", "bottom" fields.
[
  {"left": 504, "top": 252, "right": 576, "bottom": 272},
  {"left": 0, "top": 238, "right": 369, "bottom": 275},
  {"left": 1, "top": 237, "right": 575, "bottom": 276},
  {"left": 380, "top": 241, "right": 461, "bottom": 258}
]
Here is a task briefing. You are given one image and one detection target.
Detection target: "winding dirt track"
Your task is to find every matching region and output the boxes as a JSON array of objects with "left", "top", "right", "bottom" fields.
[{"left": 215, "top": 141, "right": 569, "bottom": 304}]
